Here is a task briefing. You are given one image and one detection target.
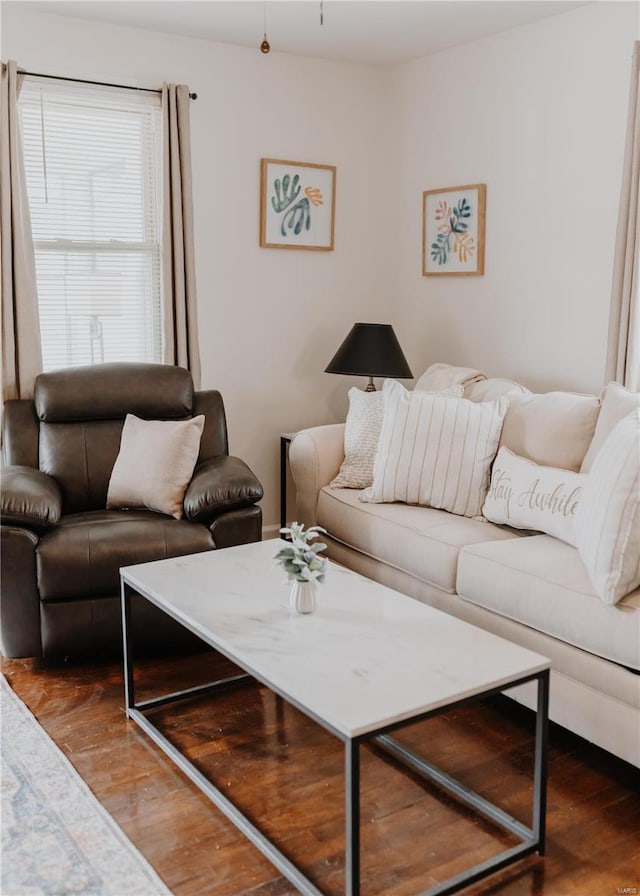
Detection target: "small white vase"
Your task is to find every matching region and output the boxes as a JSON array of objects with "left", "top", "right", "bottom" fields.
[{"left": 290, "top": 580, "right": 316, "bottom": 615}]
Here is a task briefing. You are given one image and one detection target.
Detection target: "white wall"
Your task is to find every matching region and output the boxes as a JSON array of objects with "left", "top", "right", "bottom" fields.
[
  {"left": 389, "top": 2, "right": 638, "bottom": 394},
  {"left": 2, "top": 2, "right": 638, "bottom": 526},
  {"left": 1, "top": 4, "right": 394, "bottom": 528}
]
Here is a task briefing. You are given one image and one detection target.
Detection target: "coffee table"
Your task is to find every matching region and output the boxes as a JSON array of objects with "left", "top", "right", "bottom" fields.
[{"left": 120, "top": 539, "right": 550, "bottom": 896}]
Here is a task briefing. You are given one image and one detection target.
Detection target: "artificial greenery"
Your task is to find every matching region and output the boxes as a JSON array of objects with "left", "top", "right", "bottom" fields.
[{"left": 275, "top": 522, "right": 327, "bottom": 584}]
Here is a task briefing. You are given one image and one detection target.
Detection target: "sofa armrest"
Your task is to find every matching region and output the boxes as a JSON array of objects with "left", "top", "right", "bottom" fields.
[
  {"left": 183, "top": 456, "right": 263, "bottom": 524},
  {"left": 1, "top": 466, "right": 62, "bottom": 531},
  {"left": 289, "top": 424, "right": 345, "bottom": 529}
]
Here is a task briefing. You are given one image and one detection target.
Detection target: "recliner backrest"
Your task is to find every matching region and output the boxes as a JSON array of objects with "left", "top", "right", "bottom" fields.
[{"left": 2, "top": 363, "right": 229, "bottom": 515}]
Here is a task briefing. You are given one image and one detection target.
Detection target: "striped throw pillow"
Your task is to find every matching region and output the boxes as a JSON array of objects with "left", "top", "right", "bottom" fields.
[
  {"left": 574, "top": 409, "right": 640, "bottom": 605},
  {"left": 330, "top": 383, "right": 464, "bottom": 489},
  {"left": 361, "top": 380, "right": 508, "bottom": 518}
]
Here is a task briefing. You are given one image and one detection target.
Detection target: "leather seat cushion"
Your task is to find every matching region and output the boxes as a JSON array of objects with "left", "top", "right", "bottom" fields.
[{"left": 36, "top": 510, "right": 214, "bottom": 601}]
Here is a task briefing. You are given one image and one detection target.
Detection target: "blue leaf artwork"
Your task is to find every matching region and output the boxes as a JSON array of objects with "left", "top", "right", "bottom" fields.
[
  {"left": 431, "top": 194, "right": 476, "bottom": 266},
  {"left": 261, "top": 160, "right": 335, "bottom": 250},
  {"left": 270, "top": 171, "right": 322, "bottom": 239},
  {"left": 423, "top": 185, "right": 485, "bottom": 275}
]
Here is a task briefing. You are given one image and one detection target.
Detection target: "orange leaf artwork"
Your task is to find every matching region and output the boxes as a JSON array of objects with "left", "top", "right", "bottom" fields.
[
  {"left": 304, "top": 186, "right": 324, "bottom": 206},
  {"left": 434, "top": 200, "right": 451, "bottom": 221},
  {"left": 454, "top": 232, "right": 476, "bottom": 262}
]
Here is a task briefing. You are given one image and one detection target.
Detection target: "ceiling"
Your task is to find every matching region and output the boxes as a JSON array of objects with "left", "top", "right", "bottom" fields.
[{"left": 13, "top": 0, "right": 591, "bottom": 66}]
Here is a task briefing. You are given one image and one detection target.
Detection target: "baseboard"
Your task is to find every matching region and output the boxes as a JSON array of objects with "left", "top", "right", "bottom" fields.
[{"left": 262, "top": 524, "right": 281, "bottom": 540}]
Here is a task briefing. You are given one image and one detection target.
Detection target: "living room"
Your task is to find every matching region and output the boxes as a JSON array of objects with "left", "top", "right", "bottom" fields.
[{"left": 1, "top": 1, "right": 639, "bottom": 894}]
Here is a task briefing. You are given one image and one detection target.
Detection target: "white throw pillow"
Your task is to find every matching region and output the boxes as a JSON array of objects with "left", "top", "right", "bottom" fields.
[
  {"left": 581, "top": 382, "right": 640, "bottom": 472},
  {"left": 483, "top": 447, "right": 586, "bottom": 545},
  {"left": 574, "top": 410, "right": 640, "bottom": 605},
  {"left": 107, "top": 414, "right": 205, "bottom": 519},
  {"left": 361, "top": 380, "right": 508, "bottom": 518},
  {"left": 330, "top": 383, "right": 463, "bottom": 489}
]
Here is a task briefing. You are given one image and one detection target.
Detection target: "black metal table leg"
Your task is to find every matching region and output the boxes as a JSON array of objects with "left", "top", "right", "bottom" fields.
[
  {"left": 345, "top": 738, "right": 361, "bottom": 895},
  {"left": 280, "top": 435, "right": 288, "bottom": 532},
  {"left": 533, "top": 669, "right": 550, "bottom": 854},
  {"left": 121, "top": 581, "right": 135, "bottom": 716}
]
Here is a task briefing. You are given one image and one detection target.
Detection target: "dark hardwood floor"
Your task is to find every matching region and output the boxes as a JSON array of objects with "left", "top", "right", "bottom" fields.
[{"left": 2, "top": 650, "right": 638, "bottom": 896}]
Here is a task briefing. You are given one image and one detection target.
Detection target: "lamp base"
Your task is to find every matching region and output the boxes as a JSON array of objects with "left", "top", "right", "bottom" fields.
[{"left": 365, "top": 376, "right": 376, "bottom": 392}]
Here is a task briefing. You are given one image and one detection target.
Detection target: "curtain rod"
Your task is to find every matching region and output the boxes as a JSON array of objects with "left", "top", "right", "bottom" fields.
[{"left": 22, "top": 70, "right": 198, "bottom": 100}]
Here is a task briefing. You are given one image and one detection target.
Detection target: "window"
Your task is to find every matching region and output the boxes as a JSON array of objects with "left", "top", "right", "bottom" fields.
[{"left": 19, "top": 77, "right": 163, "bottom": 371}]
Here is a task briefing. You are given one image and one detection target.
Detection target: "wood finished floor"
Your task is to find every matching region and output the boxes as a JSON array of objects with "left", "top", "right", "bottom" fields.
[{"left": 2, "top": 650, "right": 639, "bottom": 896}]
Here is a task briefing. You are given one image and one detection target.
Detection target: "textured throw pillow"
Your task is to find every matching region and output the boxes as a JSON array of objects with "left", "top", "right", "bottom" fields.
[
  {"left": 574, "top": 410, "right": 640, "bottom": 605},
  {"left": 330, "top": 388, "right": 385, "bottom": 489},
  {"left": 499, "top": 391, "right": 600, "bottom": 472},
  {"left": 483, "top": 447, "right": 586, "bottom": 545},
  {"left": 361, "top": 380, "right": 508, "bottom": 518},
  {"left": 580, "top": 382, "right": 640, "bottom": 472},
  {"left": 330, "top": 383, "right": 463, "bottom": 489},
  {"left": 107, "top": 414, "right": 205, "bottom": 519}
]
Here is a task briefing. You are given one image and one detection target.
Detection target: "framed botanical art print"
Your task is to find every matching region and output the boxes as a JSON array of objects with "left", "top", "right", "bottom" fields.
[
  {"left": 260, "top": 158, "right": 336, "bottom": 251},
  {"left": 422, "top": 184, "right": 486, "bottom": 276}
]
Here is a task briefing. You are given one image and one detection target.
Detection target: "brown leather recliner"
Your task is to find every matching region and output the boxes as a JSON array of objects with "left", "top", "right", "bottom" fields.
[{"left": 1, "top": 363, "right": 264, "bottom": 660}]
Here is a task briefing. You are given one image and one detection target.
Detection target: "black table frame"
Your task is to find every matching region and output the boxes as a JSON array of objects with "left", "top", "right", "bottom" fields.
[
  {"left": 280, "top": 433, "right": 295, "bottom": 532},
  {"left": 121, "top": 579, "right": 549, "bottom": 896}
]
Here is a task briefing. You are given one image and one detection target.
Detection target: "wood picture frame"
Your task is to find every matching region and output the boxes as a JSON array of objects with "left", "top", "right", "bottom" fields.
[
  {"left": 422, "top": 184, "right": 486, "bottom": 276},
  {"left": 260, "top": 158, "right": 336, "bottom": 251}
]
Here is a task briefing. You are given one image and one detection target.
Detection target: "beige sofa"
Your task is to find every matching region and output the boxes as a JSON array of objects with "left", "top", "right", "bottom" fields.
[{"left": 290, "top": 375, "right": 640, "bottom": 768}]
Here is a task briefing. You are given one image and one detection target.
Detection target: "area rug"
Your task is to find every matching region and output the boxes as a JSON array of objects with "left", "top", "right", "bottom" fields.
[{"left": 1, "top": 675, "right": 172, "bottom": 896}]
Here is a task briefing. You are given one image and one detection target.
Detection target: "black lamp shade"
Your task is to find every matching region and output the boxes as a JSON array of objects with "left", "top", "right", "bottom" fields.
[{"left": 325, "top": 323, "right": 413, "bottom": 379}]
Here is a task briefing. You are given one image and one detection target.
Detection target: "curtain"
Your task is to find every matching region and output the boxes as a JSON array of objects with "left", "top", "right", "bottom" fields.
[
  {"left": 606, "top": 41, "right": 640, "bottom": 391},
  {"left": 0, "top": 60, "right": 42, "bottom": 402},
  {"left": 161, "top": 83, "right": 201, "bottom": 389}
]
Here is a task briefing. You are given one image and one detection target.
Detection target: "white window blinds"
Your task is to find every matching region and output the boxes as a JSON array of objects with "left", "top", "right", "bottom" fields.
[{"left": 19, "top": 77, "right": 163, "bottom": 371}]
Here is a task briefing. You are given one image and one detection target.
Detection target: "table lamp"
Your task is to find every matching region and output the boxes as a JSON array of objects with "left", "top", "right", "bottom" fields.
[{"left": 325, "top": 322, "right": 413, "bottom": 391}]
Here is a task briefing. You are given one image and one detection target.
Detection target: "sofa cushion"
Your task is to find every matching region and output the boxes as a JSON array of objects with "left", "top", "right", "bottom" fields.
[
  {"left": 499, "top": 391, "right": 600, "bottom": 472},
  {"left": 581, "top": 382, "right": 640, "bottom": 472},
  {"left": 318, "top": 486, "right": 519, "bottom": 594},
  {"left": 457, "top": 534, "right": 640, "bottom": 670},
  {"left": 36, "top": 510, "right": 214, "bottom": 601}
]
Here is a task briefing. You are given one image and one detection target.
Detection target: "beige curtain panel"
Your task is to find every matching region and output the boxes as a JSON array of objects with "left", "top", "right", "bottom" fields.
[
  {"left": 606, "top": 41, "right": 640, "bottom": 391},
  {"left": 162, "top": 83, "right": 201, "bottom": 389},
  {"left": 0, "top": 60, "right": 42, "bottom": 402}
]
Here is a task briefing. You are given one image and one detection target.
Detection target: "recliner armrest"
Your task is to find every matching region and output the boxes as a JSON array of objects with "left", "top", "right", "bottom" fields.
[
  {"left": 1, "top": 466, "right": 62, "bottom": 531},
  {"left": 183, "top": 456, "right": 263, "bottom": 524}
]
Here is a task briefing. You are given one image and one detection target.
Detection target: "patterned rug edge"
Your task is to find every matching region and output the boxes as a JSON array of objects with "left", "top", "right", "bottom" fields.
[{"left": 1, "top": 674, "right": 173, "bottom": 896}]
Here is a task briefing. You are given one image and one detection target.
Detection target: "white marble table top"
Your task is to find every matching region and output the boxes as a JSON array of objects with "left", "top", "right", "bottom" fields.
[{"left": 121, "top": 540, "right": 549, "bottom": 738}]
